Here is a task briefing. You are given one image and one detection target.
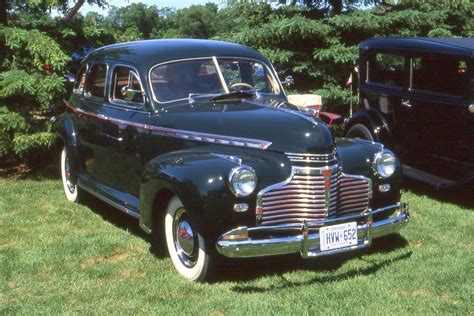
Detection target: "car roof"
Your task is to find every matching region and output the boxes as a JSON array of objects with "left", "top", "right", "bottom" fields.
[
  {"left": 361, "top": 37, "right": 474, "bottom": 57},
  {"left": 85, "top": 39, "right": 270, "bottom": 70}
]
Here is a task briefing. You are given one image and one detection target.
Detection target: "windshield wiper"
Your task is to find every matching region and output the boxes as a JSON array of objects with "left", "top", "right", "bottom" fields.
[{"left": 210, "top": 90, "right": 256, "bottom": 102}]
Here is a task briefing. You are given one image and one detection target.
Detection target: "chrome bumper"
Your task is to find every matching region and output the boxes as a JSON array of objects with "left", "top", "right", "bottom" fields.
[{"left": 216, "top": 203, "right": 409, "bottom": 258}]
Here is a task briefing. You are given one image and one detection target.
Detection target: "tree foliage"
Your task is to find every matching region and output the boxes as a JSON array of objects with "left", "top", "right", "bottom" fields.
[{"left": 1, "top": 0, "right": 473, "bottom": 163}]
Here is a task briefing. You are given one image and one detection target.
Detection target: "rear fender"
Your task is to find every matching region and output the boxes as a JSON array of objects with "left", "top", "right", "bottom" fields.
[
  {"left": 344, "top": 109, "right": 393, "bottom": 147},
  {"left": 51, "top": 113, "right": 81, "bottom": 182}
]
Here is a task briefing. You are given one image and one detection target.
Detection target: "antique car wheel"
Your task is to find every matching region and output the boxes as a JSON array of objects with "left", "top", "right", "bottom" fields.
[
  {"left": 346, "top": 123, "right": 374, "bottom": 141},
  {"left": 60, "top": 147, "right": 81, "bottom": 202},
  {"left": 164, "top": 196, "right": 211, "bottom": 281}
]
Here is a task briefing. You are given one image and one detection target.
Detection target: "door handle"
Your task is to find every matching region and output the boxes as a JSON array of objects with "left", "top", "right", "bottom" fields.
[
  {"left": 469, "top": 104, "right": 474, "bottom": 114},
  {"left": 401, "top": 99, "right": 412, "bottom": 108},
  {"left": 98, "top": 132, "right": 123, "bottom": 142}
]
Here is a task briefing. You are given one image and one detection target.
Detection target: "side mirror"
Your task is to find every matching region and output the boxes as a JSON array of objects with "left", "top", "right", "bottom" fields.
[{"left": 283, "top": 75, "right": 294, "bottom": 87}]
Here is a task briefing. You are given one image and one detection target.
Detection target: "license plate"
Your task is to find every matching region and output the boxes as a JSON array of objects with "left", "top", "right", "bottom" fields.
[{"left": 320, "top": 222, "right": 358, "bottom": 251}]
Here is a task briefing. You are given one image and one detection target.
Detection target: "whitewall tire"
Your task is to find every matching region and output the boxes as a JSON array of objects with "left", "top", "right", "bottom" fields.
[
  {"left": 61, "top": 147, "right": 80, "bottom": 202},
  {"left": 164, "top": 196, "right": 211, "bottom": 281}
]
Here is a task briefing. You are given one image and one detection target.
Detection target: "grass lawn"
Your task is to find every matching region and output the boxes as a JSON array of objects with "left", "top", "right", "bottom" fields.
[{"left": 1, "top": 168, "right": 473, "bottom": 314}]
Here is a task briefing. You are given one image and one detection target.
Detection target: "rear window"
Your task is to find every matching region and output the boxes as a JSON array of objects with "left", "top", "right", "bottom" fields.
[
  {"left": 85, "top": 63, "right": 107, "bottom": 98},
  {"left": 368, "top": 52, "right": 405, "bottom": 87},
  {"left": 411, "top": 55, "right": 468, "bottom": 96}
]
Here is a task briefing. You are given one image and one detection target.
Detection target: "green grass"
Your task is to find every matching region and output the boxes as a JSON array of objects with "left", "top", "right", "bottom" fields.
[{"left": 1, "top": 171, "right": 473, "bottom": 314}]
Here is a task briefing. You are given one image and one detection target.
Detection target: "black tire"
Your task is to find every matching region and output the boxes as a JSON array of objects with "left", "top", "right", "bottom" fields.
[
  {"left": 60, "top": 147, "right": 82, "bottom": 202},
  {"left": 163, "top": 196, "right": 213, "bottom": 281},
  {"left": 346, "top": 123, "right": 375, "bottom": 141}
]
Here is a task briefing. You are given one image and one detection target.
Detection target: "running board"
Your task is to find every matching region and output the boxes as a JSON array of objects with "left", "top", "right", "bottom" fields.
[
  {"left": 77, "top": 174, "right": 140, "bottom": 219},
  {"left": 402, "top": 164, "right": 457, "bottom": 189}
]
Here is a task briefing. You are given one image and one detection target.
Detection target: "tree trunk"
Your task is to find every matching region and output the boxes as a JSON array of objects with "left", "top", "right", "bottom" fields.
[
  {"left": 329, "top": 0, "right": 343, "bottom": 15},
  {"left": 0, "top": 0, "right": 7, "bottom": 26},
  {"left": 64, "top": 0, "right": 85, "bottom": 24}
]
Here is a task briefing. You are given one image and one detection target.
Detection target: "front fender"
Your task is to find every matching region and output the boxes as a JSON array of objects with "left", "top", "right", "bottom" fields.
[
  {"left": 140, "top": 148, "right": 290, "bottom": 240},
  {"left": 336, "top": 138, "right": 402, "bottom": 209}
]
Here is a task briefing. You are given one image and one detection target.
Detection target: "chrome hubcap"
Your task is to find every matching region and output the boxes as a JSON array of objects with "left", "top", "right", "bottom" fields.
[{"left": 173, "top": 208, "right": 198, "bottom": 268}]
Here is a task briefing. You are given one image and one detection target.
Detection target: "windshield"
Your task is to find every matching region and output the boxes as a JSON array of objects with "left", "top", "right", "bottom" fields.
[{"left": 149, "top": 57, "right": 281, "bottom": 103}]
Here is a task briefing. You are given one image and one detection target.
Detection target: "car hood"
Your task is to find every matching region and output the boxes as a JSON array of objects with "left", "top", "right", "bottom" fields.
[{"left": 155, "top": 99, "right": 335, "bottom": 154}]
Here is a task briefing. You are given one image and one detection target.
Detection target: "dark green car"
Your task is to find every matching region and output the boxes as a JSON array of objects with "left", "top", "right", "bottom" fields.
[{"left": 52, "top": 39, "right": 409, "bottom": 281}]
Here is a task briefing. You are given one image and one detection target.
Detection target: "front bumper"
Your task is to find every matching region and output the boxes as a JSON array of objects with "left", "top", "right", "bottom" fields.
[{"left": 216, "top": 203, "right": 409, "bottom": 258}]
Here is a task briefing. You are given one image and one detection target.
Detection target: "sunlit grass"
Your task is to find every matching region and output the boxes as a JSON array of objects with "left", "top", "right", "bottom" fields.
[{"left": 1, "top": 174, "right": 473, "bottom": 314}]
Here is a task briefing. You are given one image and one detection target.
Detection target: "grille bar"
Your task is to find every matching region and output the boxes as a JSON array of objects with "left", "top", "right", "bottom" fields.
[{"left": 257, "top": 164, "right": 372, "bottom": 226}]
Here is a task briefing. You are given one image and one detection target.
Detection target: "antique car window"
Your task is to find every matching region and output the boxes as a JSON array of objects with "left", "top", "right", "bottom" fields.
[
  {"left": 85, "top": 63, "right": 107, "bottom": 98},
  {"left": 368, "top": 52, "right": 404, "bottom": 87},
  {"left": 150, "top": 59, "right": 224, "bottom": 103},
  {"left": 217, "top": 58, "right": 280, "bottom": 94},
  {"left": 411, "top": 54, "right": 468, "bottom": 96},
  {"left": 73, "top": 64, "right": 87, "bottom": 95},
  {"left": 111, "top": 65, "right": 144, "bottom": 105},
  {"left": 149, "top": 58, "right": 280, "bottom": 103}
]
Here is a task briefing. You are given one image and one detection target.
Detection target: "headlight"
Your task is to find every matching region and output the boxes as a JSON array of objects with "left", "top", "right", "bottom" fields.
[
  {"left": 229, "top": 166, "right": 257, "bottom": 197},
  {"left": 374, "top": 150, "right": 397, "bottom": 178}
]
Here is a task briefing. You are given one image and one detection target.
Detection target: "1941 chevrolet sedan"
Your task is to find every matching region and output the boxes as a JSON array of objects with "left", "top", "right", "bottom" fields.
[{"left": 52, "top": 39, "right": 409, "bottom": 281}]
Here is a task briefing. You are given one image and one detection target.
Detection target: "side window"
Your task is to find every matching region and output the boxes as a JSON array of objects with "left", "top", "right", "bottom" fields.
[
  {"left": 73, "top": 64, "right": 87, "bottom": 94},
  {"left": 111, "top": 66, "right": 144, "bottom": 105},
  {"left": 411, "top": 54, "right": 468, "bottom": 96},
  {"left": 85, "top": 63, "right": 107, "bottom": 98},
  {"left": 368, "top": 52, "right": 404, "bottom": 87}
]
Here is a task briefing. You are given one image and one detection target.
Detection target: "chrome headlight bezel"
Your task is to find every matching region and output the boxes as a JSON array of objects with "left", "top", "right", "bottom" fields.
[
  {"left": 228, "top": 166, "right": 257, "bottom": 197},
  {"left": 373, "top": 150, "right": 397, "bottom": 178}
]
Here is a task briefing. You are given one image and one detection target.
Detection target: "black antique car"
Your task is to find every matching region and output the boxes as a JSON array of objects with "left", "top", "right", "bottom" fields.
[
  {"left": 52, "top": 39, "right": 409, "bottom": 281},
  {"left": 345, "top": 37, "right": 474, "bottom": 189}
]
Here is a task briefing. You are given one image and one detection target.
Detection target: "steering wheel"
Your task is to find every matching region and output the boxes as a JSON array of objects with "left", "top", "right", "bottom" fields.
[{"left": 230, "top": 82, "right": 255, "bottom": 91}]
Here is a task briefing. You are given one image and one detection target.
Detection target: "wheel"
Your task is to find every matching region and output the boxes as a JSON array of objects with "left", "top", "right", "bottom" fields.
[
  {"left": 60, "top": 147, "right": 81, "bottom": 202},
  {"left": 346, "top": 123, "right": 374, "bottom": 141},
  {"left": 164, "top": 196, "right": 212, "bottom": 281}
]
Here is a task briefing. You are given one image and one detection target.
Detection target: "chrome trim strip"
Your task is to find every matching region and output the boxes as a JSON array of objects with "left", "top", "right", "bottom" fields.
[
  {"left": 78, "top": 179, "right": 140, "bottom": 219},
  {"left": 216, "top": 203, "right": 409, "bottom": 258},
  {"left": 66, "top": 104, "right": 272, "bottom": 149},
  {"left": 140, "top": 222, "right": 152, "bottom": 234}
]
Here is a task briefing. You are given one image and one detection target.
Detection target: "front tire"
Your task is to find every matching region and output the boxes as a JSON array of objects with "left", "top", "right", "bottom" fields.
[
  {"left": 60, "top": 147, "right": 81, "bottom": 202},
  {"left": 164, "top": 196, "right": 212, "bottom": 281},
  {"left": 346, "top": 123, "right": 374, "bottom": 141}
]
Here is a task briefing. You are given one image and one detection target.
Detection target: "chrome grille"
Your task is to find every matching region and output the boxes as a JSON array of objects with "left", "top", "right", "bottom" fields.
[
  {"left": 257, "top": 165, "right": 371, "bottom": 226},
  {"left": 285, "top": 152, "right": 337, "bottom": 165}
]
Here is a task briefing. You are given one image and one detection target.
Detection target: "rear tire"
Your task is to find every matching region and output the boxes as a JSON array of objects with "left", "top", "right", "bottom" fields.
[
  {"left": 164, "top": 196, "right": 212, "bottom": 281},
  {"left": 346, "top": 123, "right": 374, "bottom": 141},
  {"left": 60, "top": 147, "right": 81, "bottom": 203}
]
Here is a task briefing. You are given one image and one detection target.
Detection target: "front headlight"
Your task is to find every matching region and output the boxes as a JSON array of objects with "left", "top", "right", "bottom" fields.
[
  {"left": 374, "top": 150, "right": 397, "bottom": 178},
  {"left": 229, "top": 166, "right": 257, "bottom": 197}
]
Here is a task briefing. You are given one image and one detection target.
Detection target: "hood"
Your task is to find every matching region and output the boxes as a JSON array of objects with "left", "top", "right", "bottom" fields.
[{"left": 155, "top": 99, "right": 335, "bottom": 154}]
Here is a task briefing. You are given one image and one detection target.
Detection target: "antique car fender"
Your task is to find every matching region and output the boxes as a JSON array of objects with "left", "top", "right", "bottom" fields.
[
  {"left": 336, "top": 138, "right": 402, "bottom": 210},
  {"left": 344, "top": 109, "right": 393, "bottom": 146},
  {"left": 50, "top": 113, "right": 81, "bottom": 182},
  {"left": 139, "top": 148, "right": 291, "bottom": 239}
]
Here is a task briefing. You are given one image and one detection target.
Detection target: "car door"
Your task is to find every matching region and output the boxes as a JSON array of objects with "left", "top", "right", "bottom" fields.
[
  {"left": 96, "top": 63, "right": 150, "bottom": 197},
  {"left": 395, "top": 53, "right": 473, "bottom": 179},
  {"left": 73, "top": 62, "right": 109, "bottom": 182},
  {"left": 361, "top": 49, "right": 408, "bottom": 148}
]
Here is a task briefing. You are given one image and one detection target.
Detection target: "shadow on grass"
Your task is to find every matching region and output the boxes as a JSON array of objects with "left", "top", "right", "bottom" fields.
[
  {"left": 212, "top": 234, "right": 410, "bottom": 289},
  {"left": 403, "top": 178, "right": 474, "bottom": 209},
  {"left": 81, "top": 192, "right": 150, "bottom": 243}
]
